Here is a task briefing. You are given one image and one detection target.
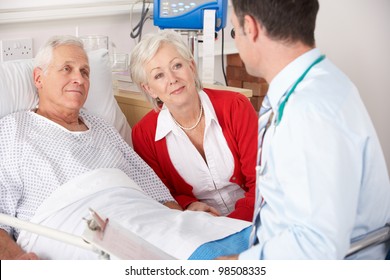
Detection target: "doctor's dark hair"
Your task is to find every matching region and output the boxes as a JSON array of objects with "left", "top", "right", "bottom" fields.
[
  {"left": 231, "top": 0, "right": 319, "bottom": 47},
  {"left": 130, "top": 30, "right": 202, "bottom": 111},
  {"left": 34, "top": 35, "right": 87, "bottom": 74}
]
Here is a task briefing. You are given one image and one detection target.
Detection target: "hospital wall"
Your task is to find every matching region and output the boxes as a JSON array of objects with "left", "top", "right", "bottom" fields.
[{"left": 0, "top": 0, "right": 389, "bottom": 175}]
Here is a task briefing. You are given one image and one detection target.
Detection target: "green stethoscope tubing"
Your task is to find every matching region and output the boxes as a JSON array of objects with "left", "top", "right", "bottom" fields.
[{"left": 275, "top": 54, "right": 326, "bottom": 126}]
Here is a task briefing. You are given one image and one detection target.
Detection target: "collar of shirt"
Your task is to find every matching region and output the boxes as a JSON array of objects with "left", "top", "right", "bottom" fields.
[
  {"left": 267, "top": 48, "right": 322, "bottom": 113},
  {"left": 155, "top": 89, "right": 219, "bottom": 141}
]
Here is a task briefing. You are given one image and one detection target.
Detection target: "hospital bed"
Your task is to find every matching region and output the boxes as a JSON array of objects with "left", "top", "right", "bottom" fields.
[
  {"left": 1, "top": 50, "right": 389, "bottom": 260},
  {"left": 0, "top": 167, "right": 251, "bottom": 260}
]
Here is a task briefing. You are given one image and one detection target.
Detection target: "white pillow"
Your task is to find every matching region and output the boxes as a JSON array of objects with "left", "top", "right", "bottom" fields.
[
  {"left": 0, "top": 48, "right": 132, "bottom": 146},
  {"left": 0, "top": 58, "right": 38, "bottom": 116}
]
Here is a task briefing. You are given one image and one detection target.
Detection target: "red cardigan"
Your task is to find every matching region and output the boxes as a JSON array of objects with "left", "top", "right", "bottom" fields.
[{"left": 132, "top": 88, "right": 258, "bottom": 221}]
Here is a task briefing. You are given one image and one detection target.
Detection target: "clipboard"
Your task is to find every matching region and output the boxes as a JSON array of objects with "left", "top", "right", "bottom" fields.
[{"left": 82, "top": 208, "right": 176, "bottom": 260}]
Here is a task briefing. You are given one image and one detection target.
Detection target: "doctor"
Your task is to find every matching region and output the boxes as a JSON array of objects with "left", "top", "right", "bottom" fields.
[{"left": 220, "top": 0, "right": 390, "bottom": 259}]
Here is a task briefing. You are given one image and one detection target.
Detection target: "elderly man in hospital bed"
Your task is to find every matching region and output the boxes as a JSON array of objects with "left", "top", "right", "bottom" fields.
[{"left": 0, "top": 35, "right": 251, "bottom": 260}]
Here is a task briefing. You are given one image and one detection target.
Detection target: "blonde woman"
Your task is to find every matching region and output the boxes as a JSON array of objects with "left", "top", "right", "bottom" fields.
[{"left": 131, "top": 30, "right": 258, "bottom": 221}]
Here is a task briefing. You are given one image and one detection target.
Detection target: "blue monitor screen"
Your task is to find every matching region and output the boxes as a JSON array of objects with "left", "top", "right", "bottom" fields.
[{"left": 153, "top": 0, "right": 227, "bottom": 31}]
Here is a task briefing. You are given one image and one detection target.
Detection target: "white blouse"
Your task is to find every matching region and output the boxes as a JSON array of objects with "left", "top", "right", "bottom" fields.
[{"left": 155, "top": 90, "right": 245, "bottom": 216}]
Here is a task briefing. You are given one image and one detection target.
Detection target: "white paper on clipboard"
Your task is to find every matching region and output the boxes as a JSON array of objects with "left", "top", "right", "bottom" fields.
[{"left": 82, "top": 210, "right": 176, "bottom": 260}]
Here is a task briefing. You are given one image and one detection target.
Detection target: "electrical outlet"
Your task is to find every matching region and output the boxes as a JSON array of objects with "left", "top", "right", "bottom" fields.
[{"left": 1, "top": 38, "right": 33, "bottom": 62}]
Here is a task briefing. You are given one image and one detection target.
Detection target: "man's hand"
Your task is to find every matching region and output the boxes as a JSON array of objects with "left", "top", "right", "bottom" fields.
[
  {"left": 15, "top": 252, "right": 39, "bottom": 260},
  {"left": 0, "top": 229, "right": 39, "bottom": 260}
]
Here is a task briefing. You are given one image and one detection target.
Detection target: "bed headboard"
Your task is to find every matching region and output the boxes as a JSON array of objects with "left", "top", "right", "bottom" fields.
[{"left": 0, "top": 48, "right": 132, "bottom": 146}]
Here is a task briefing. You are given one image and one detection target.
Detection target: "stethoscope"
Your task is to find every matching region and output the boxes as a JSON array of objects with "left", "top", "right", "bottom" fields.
[
  {"left": 256, "top": 54, "right": 327, "bottom": 189},
  {"left": 275, "top": 54, "right": 326, "bottom": 126},
  {"left": 253, "top": 54, "right": 327, "bottom": 236}
]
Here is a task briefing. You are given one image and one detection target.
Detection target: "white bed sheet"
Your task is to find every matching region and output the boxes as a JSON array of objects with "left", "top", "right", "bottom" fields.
[{"left": 17, "top": 168, "right": 250, "bottom": 260}]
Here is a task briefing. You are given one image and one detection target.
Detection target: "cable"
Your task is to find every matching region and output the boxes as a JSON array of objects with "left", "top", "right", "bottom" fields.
[
  {"left": 221, "top": 28, "right": 228, "bottom": 86},
  {"left": 130, "top": 0, "right": 151, "bottom": 42},
  {"left": 130, "top": 1, "right": 149, "bottom": 42},
  {"left": 129, "top": 0, "right": 141, "bottom": 39}
]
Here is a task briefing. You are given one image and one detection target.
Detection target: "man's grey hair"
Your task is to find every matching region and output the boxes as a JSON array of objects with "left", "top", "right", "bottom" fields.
[{"left": 34, "top": 35, "right": 86, "bottom": 74}]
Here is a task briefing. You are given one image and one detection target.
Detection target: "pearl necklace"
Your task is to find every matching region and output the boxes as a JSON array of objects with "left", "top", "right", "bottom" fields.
[{"left": 171, "top": 104, "right": 203, "bottom": 131}]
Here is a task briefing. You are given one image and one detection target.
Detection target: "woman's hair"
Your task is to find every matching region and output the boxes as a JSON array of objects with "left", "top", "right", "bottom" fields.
[
  {"left": 232, "top": 0, "right": 319, "bottom": 47},
  {"left": 130, "top": 30, "right": 202, "bottom": 111},
  {"left": 34, "top": 35, "right": 86, "bottom": 74}
]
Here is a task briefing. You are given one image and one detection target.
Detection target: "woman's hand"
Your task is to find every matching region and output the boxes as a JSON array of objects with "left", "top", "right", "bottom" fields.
[
  {"left": 186, "top": 201, "right": 221, "bottom": 216},
  {"left": 164, "top": 201, "right": 183, "bottom": 210}
]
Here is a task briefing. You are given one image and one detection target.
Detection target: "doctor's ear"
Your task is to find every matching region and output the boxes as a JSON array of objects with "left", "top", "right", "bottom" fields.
[{"left": 244, "top": 15, "right": 260, "bottom": 41}]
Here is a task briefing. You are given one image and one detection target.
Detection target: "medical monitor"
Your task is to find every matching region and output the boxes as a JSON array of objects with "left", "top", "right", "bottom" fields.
[{"left": 153, "top": 0, "right": 227, "bottom": 31}]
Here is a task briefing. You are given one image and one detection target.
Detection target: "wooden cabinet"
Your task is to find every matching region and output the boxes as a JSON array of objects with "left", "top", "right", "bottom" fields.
[{"left": 114, "top": 90, "right": 152, "bottom": 128}]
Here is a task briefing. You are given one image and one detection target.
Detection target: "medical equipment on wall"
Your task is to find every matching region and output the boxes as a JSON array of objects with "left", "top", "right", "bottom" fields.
[
  {"left": 153, "top": 0, "right": 227, "bottom": 31},
  {"left": 153, "top": 0, "right": 228, "bottom": 84}
]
